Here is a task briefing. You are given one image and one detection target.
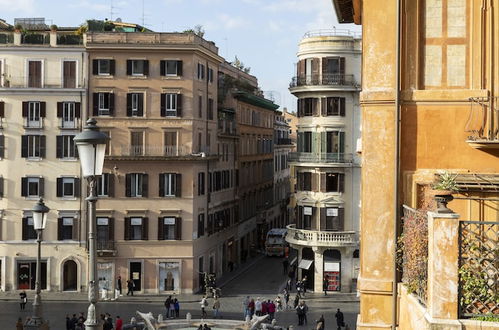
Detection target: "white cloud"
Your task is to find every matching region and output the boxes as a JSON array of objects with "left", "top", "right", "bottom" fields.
[{"left": 0, "top": 0, "right": 36, "bottom": 14}]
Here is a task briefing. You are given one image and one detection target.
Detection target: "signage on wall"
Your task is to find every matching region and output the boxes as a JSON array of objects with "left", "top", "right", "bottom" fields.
[
  {"left": 303, "top": 207, "right": 313, "bottom": 215},
  {"left": 327, "top": 208, "right": 338, "bottom": 217},
  {"left": 132, "top": 272, "right": 140, "bottom": 280},
  {"left": 164, "top": 217, "right": 175, "bottom": 225},
  {"left": 324, "top": 262, "right": 340, "bottom": 272}
]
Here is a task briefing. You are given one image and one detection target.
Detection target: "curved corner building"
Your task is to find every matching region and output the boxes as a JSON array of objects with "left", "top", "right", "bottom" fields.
[{"left": 287, "top": 30, "right": 361, "bottom": 293}]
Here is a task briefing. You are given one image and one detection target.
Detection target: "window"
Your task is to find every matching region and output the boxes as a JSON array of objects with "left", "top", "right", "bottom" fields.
[
  {"left": 160, "top": 60, "right": 183, "bottom": 76},
  {"left": 127, "top": 59, "right": 149, "bottom": 76},
  {"left": 92, "top": 59, "right": 115, "bottom": 76},
  {"left": 0, "top": 176, "right": 3, "bottom": 198},
  {"left": 298, "top": 172, "right": 312, "bottom": 191},
  {"left": 57, "top": 102, "right": 80, "bottom": 128},
  {"left": 21, "top": 177, "right": 44, "bottom": 198},
  {"left": 21, "top": 135, "right": 46, "bottom": 159},
  {"left": 22, "top": 101, "right": 45, "bottom": 128},
  {"left": 197, "top": 213, "right": 205, "bottom": 238},
  {"left": 56, "top": 177, "right": 79, "bottom": 198},
  {"left": 323, "top": 97, "right": 345, "bottom": 116},
  {"left": 298, "top": 206, "right": 313, "bottom": 230},
  {"left": 130, "top": 131, "right": 144, "bottom": 156},
  {"left": 158, "top": 217, "right": 182, "bottom": 240},
  {"left": 126, "top": 173, "right": 148, "bottom": 197},
  {"left": 198, "top": 95, "right": 203, "bottom": 118},
  {"left": 298, "top": 131, "right": 312, "bottom": 153},
  {"left": 63, "top": 61, "right": 76, "bottom": 88},
  {"left": 323, "top": 173, "right": 345, "bottom": 193},
  {"left": 97, "top": 173, "right": 114, "bottom": 197},
  {"left": 159, "top": 173, "right": 181, "bottom": 197},
  {"left": 125, "top": 217, "right": 148, "bottom": 240},
  {"left": 22, "top": 217, "right": 37, "bottom": 240},
  {"left": 56, "top": 135, "right": 77, "bottom": 159},
  {"left": 0, "top": 134, "right": 4, "bottom": 159},
  {"left": 127, "top": 93, "right": 144, "bottom": 117},
  {"left": 325, "top": 131, "right": 345, "bottom": 153},
  {"left": 97, "top": 217, "right": 114, "bottom": 248},
  {"left": 101, "top": 130, "right": 111, "bottom": 155},
  {"left": 297, "top": 98, "right": 317, "bottom": 117},
  {"left": 164, "top": 131, "right": 177, "bottom": 155},
  {"left": 28, "top": 60, "right": 42, "bottom": 88},
  {"left": 197, "top": 63, "right": 205, "bottom": 80},
  {"left": 208, "top": 98, "right": 214, "bottom": 120},
  {"left": 208, "top": 68, "right": 214, "bottom": 83},
  {"left": 161, "top": 93, "right": 182, "bottom": 117},
  {"left": 58, "top": 217, "right": 74, "bottom": 240},
  {"left": 198, "top": 132, "right": 202, "bottom": 153},
  {"left": 324, "top": 208, "right": 344, "bottom": 231},
  {"left": 198, "top": 172, "right": 205, "bottom": 196},
  {"left": 93, "top": 93, "right": 114, "bottom": 116}
]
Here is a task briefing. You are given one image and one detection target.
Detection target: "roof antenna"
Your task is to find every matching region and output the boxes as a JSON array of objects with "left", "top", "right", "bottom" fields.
[{"left": 110, "top": 0, "right": 117, "bottom": 21}]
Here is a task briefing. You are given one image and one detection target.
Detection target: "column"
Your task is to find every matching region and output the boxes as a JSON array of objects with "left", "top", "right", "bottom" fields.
[
  {"left": 427, "top": 211, "right": 460, "bottom": 320},
  {"left": 297, "top": 247, "right": 303, "bottom": 280},
  {"left": 313, "top": 247, "right": 323, "bottom": 292},
  {"left": 340, "top": 248, "right": 354, "bottom": 293}
]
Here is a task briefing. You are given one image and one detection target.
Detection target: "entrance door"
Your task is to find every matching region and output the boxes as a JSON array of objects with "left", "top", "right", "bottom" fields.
[
  {"left": 129, "top": 262, "right": 142, "bottom": 292},
  {"left": 63, "top": 260, "right": 77, "bottom": 291},
  {"left": 17, "top": 261, "right": 47, "bottom": 290}
]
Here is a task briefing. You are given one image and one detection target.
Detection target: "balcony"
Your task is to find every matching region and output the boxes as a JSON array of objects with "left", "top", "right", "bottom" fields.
[
  {"left": 108, "top": 145, "right": 216, "bottom": 161},
  {"left": 218, "top": 119, "right": 237, "bottom": 136},
  {"left": 290, "top": 74, "right": 357, "bottom": 88},
  {"left": 288, "top": 152, "right": 356, "bottom": 164},
  {"left": 97, "top": 240, "right": 116, "bottom": 257},
  {"left": 466, "top": 97, "right": 499, "bottom": 149},
  {"left": 286, "top": 224, "right": 358, "bottom": 247}
]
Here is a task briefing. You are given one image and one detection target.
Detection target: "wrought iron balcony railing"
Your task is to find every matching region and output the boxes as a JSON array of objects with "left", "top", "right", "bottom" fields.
[
  {"left": 466, "top": 97, "right": 499, "bottom": 148},
  {"left": 290, "top": 74, "right": 357, "bottom": 88},
  {"left": 288, "top": 152, "right": 355, "bottom": 164},
  {"left": 97, "top": 240, "right": 116, "bottom": 251}
]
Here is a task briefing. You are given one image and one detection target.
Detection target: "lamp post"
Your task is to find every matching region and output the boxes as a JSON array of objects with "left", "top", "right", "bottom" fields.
[
  {"left": 25, "top": 198, "right": 49, "bottom": 330},
  {"left": 74, "top": 118, "right": 109, "bottom": 330}
]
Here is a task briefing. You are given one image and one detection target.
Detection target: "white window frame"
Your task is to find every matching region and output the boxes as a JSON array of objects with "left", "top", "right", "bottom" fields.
[
  {"left": 165, "top": 60, "right": 178, "bottom": 76},
  {"left": 131, "top": 93, "right": 140, "bottom": 116},
  {"left": 98, "top": 93, "right": 110, "bottom": 115},
  {"left": 131, "top": 173, "right": 143, "bottom": 197},
  {"left": 61, "top": 177, "right": 75, "bottom": 198},
  {"left": 28, "top": 102, "right": 41, "bottom": 128},
  {"left": 163, "top": 217, "right": 176, "bottom": 240},
  {"left": 0, "top": 59, "right": 4, "bottom": 87},
  {"left": 165, "top": 93, "right": 177, "bottom": 117},
  {"left": 62, "top": 102, "right": 76, "bottom": 128},
  {"left": 26, "top": 59, "right": 44, "bottom": 88},
  {"left": 27, "top": 177, "right": 40, "bottom": 198},
  {"left": 130, "top": 217, "right": 143, "bottom": 240},
  {"left": 27, "top": 135, "right": 42, "bottom": 159},
  {"left": 131, "top": 60, "right": 145, "bottom": 76},
  {"left": 98, "top": 59, "right": 111, "bottom": 76},
  {"left": 61, "top": 217, "right": 74, "bottom": 240},
  {"left": 97, "top": 173, "right": 109, "bottom": 197},
  {"left": 61, "top": 135, "right": 76, "bottom": 159},
  {"left": 163, "top": 173, "right": 176, "bottom": 197}
]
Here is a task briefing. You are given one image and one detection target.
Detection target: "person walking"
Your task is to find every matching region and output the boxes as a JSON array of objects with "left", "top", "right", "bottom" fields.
[
  {"left": 282, "top": 257, "right": 289, "bottom": 275},
  {"left": 316, "top": 314, "right": 325, "bottom": 330},
  {"left": 268, "top": 299, "right": 276, "bottom": 321},
  {"left": 242, "top": 296, "right": 250, "bottom": 318},
  {"left": 285, "top": 278, "right": 292, "bottom": 292},
  {"left": 274, "top": 295, "right": 282, "bottom": 311},
  {"left": 295, "top": 300, "right": 307, "bottom": 326},
  {"left": 200, "top": 296, "right": 208, "bottom": 318},
  {"left": 283, "top": 289, "right": 290, "bottom": 309},
  {"left": 116, "top": 315, "right": 123, "bottom": 330},
  {"left": 323, "top": 277, "right": 329, "bottom": 296},
  {"left": 19, "top": 290, "right": 27, "bottom": 310},
  {"left": 16, "top": 317, "right": 24, "bottom": 330},
  {"left": 103, "top": 313, "right": 113, "bottom": 330},
  {"left": 335, "top": 308, "right": 345, "bottom": 329},
  {"left": 174, "top": 298, "right": 180, "bottom": 318},
  {"left": 127, "top": 279, "right": 134, "bottom": 296},
  {"left": 169, "top": 298, "right": 176, "bottom": 318},
  {"left": 117, "top": 276, "right": 122, "bottom": 295},
  {"left": 293, "top": 294, "right": 300, "bottom": 309},
  {"left": 254, "top": 297, "right": 262, "bottom": 316},
  {"left": 164, "top": 295, "right": 172, "bottom": 318},
  {"left": 302, "top": 276, "right": 308, "bottom": 297},
  {"left": 296, "top": 280, "right": 302, "bottom": 298},
  {"left": 248, "top": 298, "right": 255, "bottom": 317},
  {"left": 212, "top": 296, "right": 221, "bottom": 318}
]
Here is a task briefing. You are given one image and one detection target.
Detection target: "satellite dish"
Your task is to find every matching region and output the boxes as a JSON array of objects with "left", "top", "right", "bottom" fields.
[{"left": 116, "top": 17, "right": 122, "bottom": 23}]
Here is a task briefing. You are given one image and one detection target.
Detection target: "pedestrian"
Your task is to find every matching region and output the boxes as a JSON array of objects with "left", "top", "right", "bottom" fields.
[
  {"left": 117, "top": 276, "right": 122, "bottom": 295},
  {"left": 212, "top": 296, "right": 221, "bottom": 318},
  {"left": 123, "top": 316, "right": 144, "bottom": 330},
  {"left": 200, "top": 295, "right": 208, "bottom": 318},
  {"left": 268, "top": 299, "right": 276, "bottom": 321},
  {"left": 242, "top": 296, "right": 250, "bottom": 318},
  {"left": 66, "top": 315, "right": 72, "bottom": 330},
  {"left": 323, "top": 277, "right": 329, "bottom": 296},
  {"left": 293, "top": 294, "right": 300, "bottom": 309},
  {"left": 70, "top": 314, "right": 78, "bottom": 329},
  {"left": 19, "top": 290, "right": 27, "bottom": 310},
  {"left": 335, "top": 308, "right": 345, "bottom": 330},
  {"left": 274, "top": 295, "right": 282, "bottom": 311},
  {"left": 302, "top": 276, "right": 308, "bottom": 297},
  {"left": 174, "top": 298, "right": 180, "bottom": 318},
  {"left": 103, "top": 313, "right": 113, "bottom": 330},
  {"left": 127, "top": 279, "right": 134, "bottom": 296},
  {"left": 248, "top": 298, "right": 255, "bottom": 317},
  {"left": 116, "top": 315, "right": 123, "bottom": 330},
  {"left": 295, "top": 300, "right": 306, "bottom": 325},
  {"left": 255, "top": 297, "right": 262, "bottom": 316},
  {"left": 164, "top": 295, "right": 172, "bottom": 318},
  {"left": 285, "top": 278, "right": 292, "bottom": 292},
  {"left": 283, "top": 289, "right": 290, "bottom": 309},
  {"left": 169, "top": 298, "right": 176, "bottom": 318},
  {"left": 16, "top": 317, "right": 23, "bottom": 330},
  {"left": 296, "top": 280, "right": 302, "bottom": 298},
  {"left": 316, "top": 314, "right": 325, "bottom": 330},
  {"left": 261, "top": 299, "right": 268, "bottom": 315},
  {"left": 282, "top": 257, "right": 289, "bottom": 275}
]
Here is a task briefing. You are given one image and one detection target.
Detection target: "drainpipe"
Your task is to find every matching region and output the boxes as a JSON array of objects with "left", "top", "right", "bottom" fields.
[{"left": 393, "top": 0, "right": 402, "bottom": 329}]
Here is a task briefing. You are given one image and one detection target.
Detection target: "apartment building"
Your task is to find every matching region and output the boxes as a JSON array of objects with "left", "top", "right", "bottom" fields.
[
  {"left": 286, "top": 30, "right": 362, "bottom": 293},
  {"left": 0, "top": 20, "right": 87, "bottom": 292},
  {"left": 333, "top": 0, "right": 499, "bottom": 328}
]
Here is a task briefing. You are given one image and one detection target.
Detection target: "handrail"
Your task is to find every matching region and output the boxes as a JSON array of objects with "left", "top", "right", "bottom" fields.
[{"left": 303, "top": 29, "right": 362, "bottom": 39}]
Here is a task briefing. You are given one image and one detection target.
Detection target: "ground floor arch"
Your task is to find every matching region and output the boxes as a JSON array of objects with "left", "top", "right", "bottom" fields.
[{"left": 63, "top": 260, "right": 78, "bottom": 291}]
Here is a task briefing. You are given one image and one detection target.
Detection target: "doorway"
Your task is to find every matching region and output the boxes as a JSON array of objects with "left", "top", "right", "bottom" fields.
[
  {"left": 63, "top": 260, "right": 78, "bottom": 291},
  {"left": 129, "top": 262, "right": 142, "bottom": 292},
  {"left": 324, "top": 249, "right": 341, "bottom": 291},
  {"left": 17, "top": 261, "right": 47, "bottom": 290}
]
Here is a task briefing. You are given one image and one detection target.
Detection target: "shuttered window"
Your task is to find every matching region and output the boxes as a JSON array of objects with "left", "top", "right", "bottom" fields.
[
  {"left": 28, "top": 60, "right": 42, "bottom": 88},
  {"left": 63, "top": 61, "right": 76, "bottom": 88},
  {"left": 125, "top": 173, "right": 148, "bottom": 197},
  {"left": 21, "top": 135, "right": 46, "bottom": 159},
  {"left": 126, "top": 93, "right": 144, "bottom": 117},
  {"left": 161, "top": 93, "right": 182, "bottom": 117},
  {"left": 160, "top": 60, "right": 183, "bottom": 76},
  {"left": 124, "top": 217, "right": 148, "bottom": 240},
  {"left": 22, "top": 217, "right": 37, "bottom": 240},
  {"left": 158, "top": 217, "right": 182, "bottom": 240}
]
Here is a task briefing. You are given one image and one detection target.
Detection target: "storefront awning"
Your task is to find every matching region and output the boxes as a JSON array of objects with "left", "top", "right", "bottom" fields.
[{"left": 298, "top": 259, "right": 313, "bottom": 270}]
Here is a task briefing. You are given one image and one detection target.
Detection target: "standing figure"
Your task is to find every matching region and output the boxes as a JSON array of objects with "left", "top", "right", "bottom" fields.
[
  {"left": 335, "top": 308, "right": 345, "bottom": 329},
  {"left": 248, "top": 298, "right": 255, "bottom": 317},
  {"left": 169, "top": 298, "right": 176, "bottom": 318},
  {"left": 274, "top": 295, "right": 282, "bottom": 311},
  {"left": 115, "top": 315, "right": 123, "bottom": 330},
  {"left": 212, "top": 296, "right": 221, "bottom": 318},
  {"left": 242, "top": 296, "right": 250, "bottom": 318},
  {"left": 293, "top": 294, "right": 300, "bottom": 309},
  {"left": 19, "top": 290, "right": 27, "bottom": 310},
  {"left": 174, "top": 298, "right": 180, "bottom": 318},
  {"left": 323, "top": 276, "right": 329, "bottom": 296},
  {"left": 117, "top": 276, "right": 122, "bottom": 295},
  {"left": 268, "top": 299, "right": 276, "bottom": 320},
  {"left": 127, "top": 279, "right": 134, "bottom": 296},
  {"left": 164, "top": 295, "right": 172, "bottom": 318},
  {"left": 255, "top": 297, "right": 262, "bottom": 316},
  {"left": 283, "top": 289, "right": 290, "bottom": 309},
  {"left": 200, "top": 295, "right": 208, "bottom": 318}
]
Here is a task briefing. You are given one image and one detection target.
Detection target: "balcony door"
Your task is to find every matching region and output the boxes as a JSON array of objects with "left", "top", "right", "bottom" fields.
[
  {"left": 63, "top": 61, "right": 76, "bottom": 88},
  {"left": 130, "top": 131, "right": 144, "bottom": 156},
  {"left": 322, "top": 57, "right": 345, "bottom": 84},
  {"left": 28, "top": 60, "right": 42, "bottom": 88}
]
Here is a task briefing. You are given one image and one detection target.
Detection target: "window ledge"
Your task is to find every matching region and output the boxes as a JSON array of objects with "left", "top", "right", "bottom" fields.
[
  {"left": 95, "top": 75, "right": 114, "bottom": 79},
  {"left": 59, "top": 158, "right": 78, "bottom": 162},
  {"left": 61, "top": 197, "right": 77, "bottom": 201},
  {"left": 27, "top": 158, "right": 42, "bottom": 162},
  {"left": 128, "top": 75, "right": 148, "bottom": 79},
  {"left": 162, "top": 76, "right": 181, "bottom": 80},
  {"left": 25, "top": 197, "right": 41, "bottom": 201}
]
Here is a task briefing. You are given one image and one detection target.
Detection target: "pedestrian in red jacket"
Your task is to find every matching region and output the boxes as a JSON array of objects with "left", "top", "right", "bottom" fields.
[
  {"left": 115, "top": 315, "right": 123, "bottom": 330},
  {"left": 268, "top": 300, "right": 276, "bottom": 321}
]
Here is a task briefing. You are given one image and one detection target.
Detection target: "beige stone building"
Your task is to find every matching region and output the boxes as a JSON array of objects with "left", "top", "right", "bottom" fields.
[
  {"left": 0, "top": 21, "right": 87, "bottom": 292},
  {"left": 287, "top": 30, "right": 362, "bottom": 293}
]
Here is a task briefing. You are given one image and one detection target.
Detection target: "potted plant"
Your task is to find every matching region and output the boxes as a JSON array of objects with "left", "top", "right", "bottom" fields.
[
  {"left": 50, "top": 24, "right": 58, "bottom": 32},
  {"left": 14, "top": 23, "right": 23, "bottom": 33},
  {"left": 430, "top": 171, "right": 458, "bottom": 213}
]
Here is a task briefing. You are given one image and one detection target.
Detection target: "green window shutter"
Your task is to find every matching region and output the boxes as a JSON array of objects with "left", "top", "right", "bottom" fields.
[{"left": 339, "top": 132, "right": 345, "bottom": 153}]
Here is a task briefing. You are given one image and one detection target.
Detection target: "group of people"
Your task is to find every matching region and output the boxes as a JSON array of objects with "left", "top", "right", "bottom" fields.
[
  {"left": 65, "top": 313, "right": 87, "bottom": 330},
  {"left": 242, "top": 296, "right": 280, "bottom": 321},
  {"left": 200, "top": 295, "right": 221, "bottom": 319},
  {"left": 163, "top": 295, "right": 181, "bottom": 318}
]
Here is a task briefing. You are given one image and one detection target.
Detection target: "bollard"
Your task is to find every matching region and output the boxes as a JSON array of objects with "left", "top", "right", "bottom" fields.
[
  {"left": 158, "top": 314, "right": 163, "bottom": 322},
  {"left": 186, "top": 312, "right": 191, "bottom": 322}
]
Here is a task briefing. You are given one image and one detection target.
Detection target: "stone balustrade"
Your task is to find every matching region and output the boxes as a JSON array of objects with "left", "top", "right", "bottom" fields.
[{"left": 286, "top": 224, "right": 358, "bottom": 247}]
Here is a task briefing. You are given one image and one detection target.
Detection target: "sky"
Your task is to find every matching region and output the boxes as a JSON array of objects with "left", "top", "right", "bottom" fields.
[{"left": 0, "top": 0, "right": 360, "bottom": 111}]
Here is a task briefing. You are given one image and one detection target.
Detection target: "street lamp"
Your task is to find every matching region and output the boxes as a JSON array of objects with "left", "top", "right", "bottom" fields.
[
  {"left": 25, "top": 198, "right": 49, "bottom": 330},
  {"left": 74, "top": 118, "right": 109, "bottom": 330}
]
